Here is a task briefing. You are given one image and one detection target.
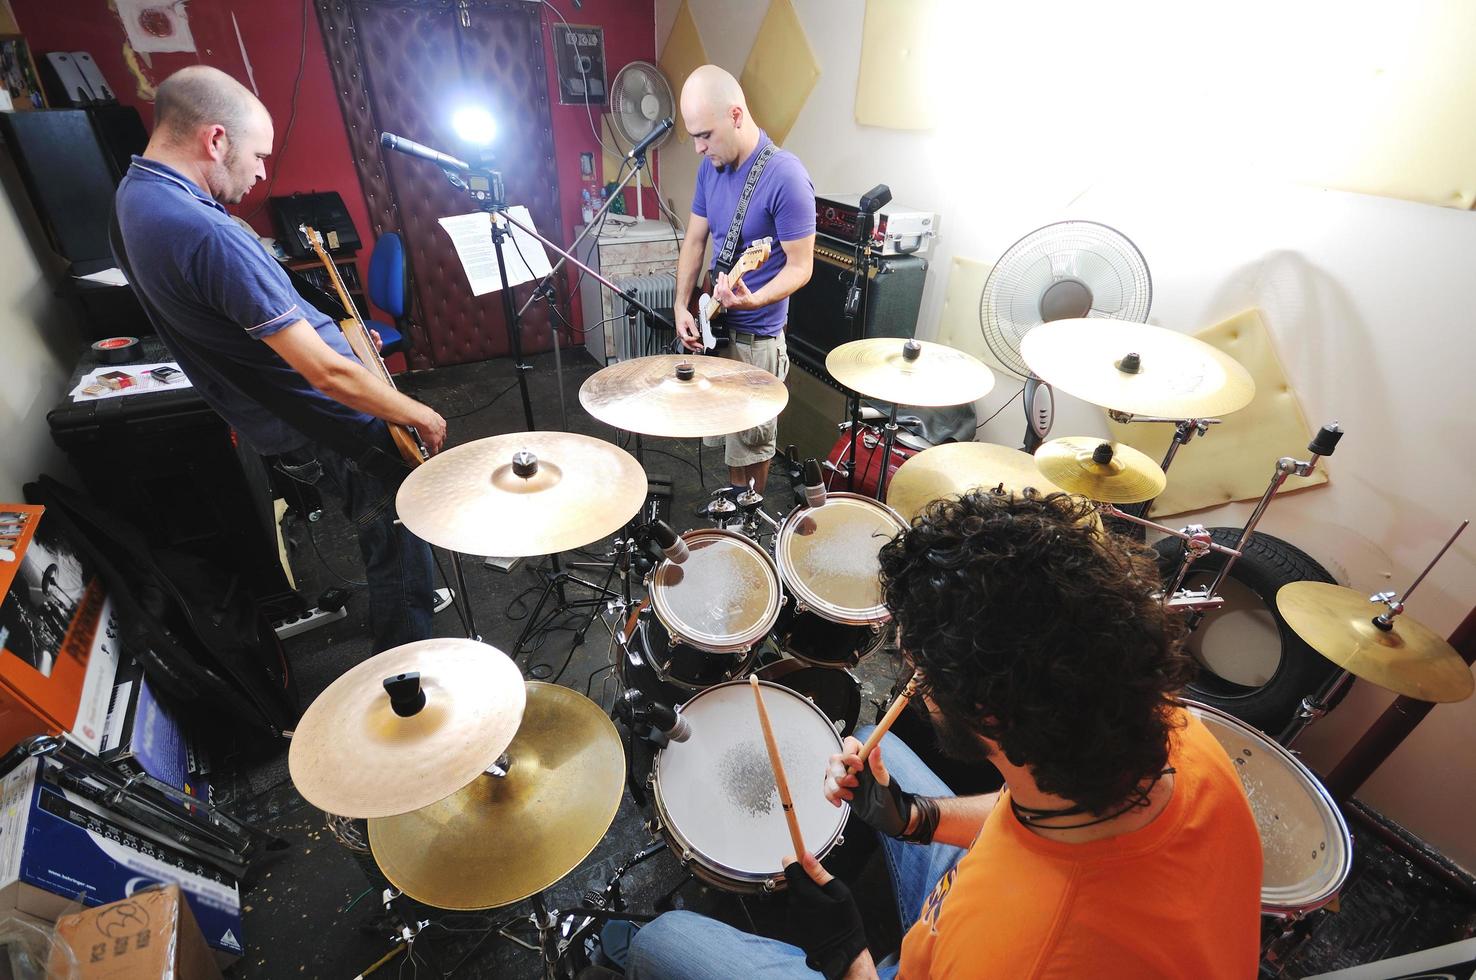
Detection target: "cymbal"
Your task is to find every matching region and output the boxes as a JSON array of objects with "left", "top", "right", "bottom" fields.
[
  {"left": 886, "top": 441, "right": 1069, "bottom": 522},
  {"left": 368, "top": 682, "right": 625, "bottom": 910},
  {"left": 579, "top": 354, "right": 789, "bottom": 438},
  {"left": 289, "top": 638, "right": 527, "bottom": 819},
  {"left": 1034, "top": 436, "right": 1167, "bottom": 504},
  {"left": 1276, "top": 582, "right": 1474, "bottom": 703},
  {"left": 1019, "top": 319, "right": 1255, "bottom": 418},
  {"left": 826, "top": 338, "right": 995, "bottom": 407},
  {"left": 396, "top": 431, "right": 646, "bottom": 556}
]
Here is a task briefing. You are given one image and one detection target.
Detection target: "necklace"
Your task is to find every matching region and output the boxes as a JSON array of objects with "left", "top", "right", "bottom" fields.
[{"left": 1009, "top": 768, "right": 1175, "bottom": 831}]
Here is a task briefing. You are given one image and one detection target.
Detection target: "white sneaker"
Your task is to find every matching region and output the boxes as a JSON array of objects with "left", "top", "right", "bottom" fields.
[{"left": 433, "top": 588, "right": 454, "bottom": 614}]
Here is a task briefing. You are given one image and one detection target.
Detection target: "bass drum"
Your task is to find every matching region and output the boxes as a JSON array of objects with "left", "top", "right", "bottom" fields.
[
  {"left": 1154, "top": 529, "right": 1342, "bottom": 735},
  {"left": 824, "top": 424, "right": 927, "bottom": 499}
]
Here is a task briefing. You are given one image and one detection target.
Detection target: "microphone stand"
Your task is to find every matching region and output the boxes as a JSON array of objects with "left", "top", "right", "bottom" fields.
[{"left": 840, "top": 208, "right": 876, "bottom": 492}]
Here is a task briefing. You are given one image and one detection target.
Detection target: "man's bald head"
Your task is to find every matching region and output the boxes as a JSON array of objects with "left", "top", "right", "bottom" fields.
[
  {"left": 680, "top": 64, "right": 747, "bottom": 117},
  {"left": 154, "top": 66, "right": 267, "bottom": 145},
  {"left": 679, "top": 65, "right": 759, "bottom": 168}
]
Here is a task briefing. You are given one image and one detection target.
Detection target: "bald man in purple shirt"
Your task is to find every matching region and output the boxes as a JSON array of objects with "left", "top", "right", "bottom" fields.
[{"left": 674, "top": 65, "right": 816, "bottom": 497}]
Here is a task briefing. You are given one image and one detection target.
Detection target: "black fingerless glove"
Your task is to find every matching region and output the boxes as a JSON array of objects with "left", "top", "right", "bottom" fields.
[
  {"left": 851, "top": 764, "right": 940, "bottom": 844},
  {"left": 784, "top": 864, "right": 867, "bottom": 980}
]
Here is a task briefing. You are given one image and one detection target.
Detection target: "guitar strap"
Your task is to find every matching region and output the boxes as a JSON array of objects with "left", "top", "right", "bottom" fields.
[{"left": 714, "top": 141, "right": 778, "bottom": 276}]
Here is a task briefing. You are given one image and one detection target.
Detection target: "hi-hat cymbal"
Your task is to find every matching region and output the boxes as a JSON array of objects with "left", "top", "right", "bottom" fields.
[
  {"left": 826, "top": 338, "right": 996, "bottom": 407},
  {"left": 395, "top": 431, "right": 645, "bottom": 557},
  {"left": 887, "top": 441, "right": 1068, "bottom": 522},
  {"left": 1034, "top": 436, "right": 1167, "bottom": 504},
  {"left": 1019, "top": 319, "right": 1255, "bottom": 418},
  {"left": 289, "top": 638, "right": 526, "bottom": 819},
  {"left": 1277, "top": 582, "right": 1474, "bottom": 703},
  {"left": 368, "top": 681, "right": 625, "bottom": 910},
  {"left": 579, "top": 354, "right": 789, "bottom": 438}
]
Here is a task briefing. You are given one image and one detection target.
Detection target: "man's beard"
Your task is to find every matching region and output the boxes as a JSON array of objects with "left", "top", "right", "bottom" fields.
[{"left": 927, "top": 706, "right": 995, "bottom": 766}]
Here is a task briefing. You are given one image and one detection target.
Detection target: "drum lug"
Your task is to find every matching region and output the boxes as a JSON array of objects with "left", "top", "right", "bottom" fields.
[
  {"left": 761, "top": 877, "right": 778, "bottom": 894},
  {"left": 835, "top": 832, "right": 845, "bottom": 847},
  {"left": 662, "top": 660, "right": 674, "bottom": 673},
  {"left": 795, "top": 601, "right": 810, "bottom": 615},
  {"left": 681, "top": 848, "right": 694, "bottom": 865}
]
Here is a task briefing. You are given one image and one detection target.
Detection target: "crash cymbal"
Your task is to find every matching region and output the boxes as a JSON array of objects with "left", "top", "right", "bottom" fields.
[
  {"left": 579, "top": 354, "right": 789, "bottom": 438},
  {"left": 1277, "top": 582, "right": 1474, "bottom": 703},
  {"left": 886, "top": 441, "right": 1069, "bottom": 522},
  {"left": 1019, "top": 319, "right": 1255, "bottom": 418},
  {"left": 1034, "top": 436, "right": 1167, "bottom": 504},
  {"left": 826, "top": 338, "right": 995, "bottom": 407},
  {"left": 368, "top": 681, "right": 625, "bottom": 910},
  {"left": 395, "top": 431, "right": 645, "bottom": 556},
  {"left": 289, "top": 638, "right": 526, "bottom": 819}
]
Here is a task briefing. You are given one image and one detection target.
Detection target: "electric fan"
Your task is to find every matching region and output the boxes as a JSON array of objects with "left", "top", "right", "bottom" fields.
[
  {"left": 978, "top": 220, "right": 1151, "bottom": 448},
  {"left": 609, "top": 60, "right": 675, "bottom": 221}
]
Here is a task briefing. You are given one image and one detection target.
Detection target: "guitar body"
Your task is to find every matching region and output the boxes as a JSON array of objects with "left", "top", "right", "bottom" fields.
[
  {"left": 696, "top": 237, "right": 774, "bottom": 353},
  {"left": 302, "top": 225, "right": 428, "bottom": 467}
]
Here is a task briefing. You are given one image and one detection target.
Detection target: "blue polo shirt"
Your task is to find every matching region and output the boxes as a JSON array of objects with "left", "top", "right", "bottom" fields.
[
  {"left": 692, "top": 131, "right": 815, "bottom": 337},
  {"left": 112, "top": 157, "right": 375, "bottom": 455}
]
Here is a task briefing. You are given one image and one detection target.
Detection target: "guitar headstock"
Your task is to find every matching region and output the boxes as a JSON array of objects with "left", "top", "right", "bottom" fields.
[
  {"left": 732, "top": 237, "right": 774, "bottom": 276},
  {"left": 299, "top": 224, "right": 329, "bottom": 259}
]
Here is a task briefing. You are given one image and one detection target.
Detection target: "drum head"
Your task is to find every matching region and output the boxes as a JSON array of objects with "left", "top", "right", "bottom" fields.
[
  {"left": 655, "top": 681, "right": 847, "bottom": 884},
  {"left": 1185, "top": 701, "right": 1351, "bottom": 915},
  {"left": 776, "top": 494, "right": 907, "bottom": 625},
  {"left": 649, "top": 529, "right": 782, "bottom": 653}
]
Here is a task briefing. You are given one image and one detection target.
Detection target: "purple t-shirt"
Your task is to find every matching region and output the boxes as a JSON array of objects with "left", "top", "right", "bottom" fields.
[{"left": 692, "top": 131, "right": 815, "bottom": 336}]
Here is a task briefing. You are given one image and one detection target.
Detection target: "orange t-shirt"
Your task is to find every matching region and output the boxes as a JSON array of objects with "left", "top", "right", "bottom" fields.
[{"left": 898, "top": 711, "right": 1262, "bottom": 979}]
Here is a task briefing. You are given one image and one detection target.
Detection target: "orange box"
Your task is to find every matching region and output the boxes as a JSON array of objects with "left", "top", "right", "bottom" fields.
[
  {"left": 0, "top": 503, "right": 118, "bottom": 755},
  {"left": 50, "top": 885, "right": 224, "bottom": 980}
]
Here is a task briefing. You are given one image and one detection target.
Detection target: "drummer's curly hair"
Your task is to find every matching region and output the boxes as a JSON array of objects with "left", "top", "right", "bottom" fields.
[{"left": 878, "top": 489, "right": 1195, "bottom": 815}]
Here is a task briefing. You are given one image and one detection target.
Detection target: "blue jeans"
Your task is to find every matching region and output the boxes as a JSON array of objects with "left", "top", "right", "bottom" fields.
[
  {"left": 275, "top": 422, "right": 435, "bottom": 652},
  {"left": 623, "top": 728, "right": 968, "bottom": 979}
]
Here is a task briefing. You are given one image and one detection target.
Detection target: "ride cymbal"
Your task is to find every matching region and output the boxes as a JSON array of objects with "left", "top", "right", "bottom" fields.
[
  {"left": 1019, "top": 319, "right": 1255, "bottom": 418},
  {"left": 886, "top": 441, "right": 1068, "bottom": 522},
  {"left": 1034, "top": 436, "right": 1167, "bottom": 504},
  {"left": 368, "top": 682, "right": 625, "bottom": 910},
  {"left": 289, "top": 638, "right": 526, "bottom": 819},
  {"left": 579, "top": 354, "right": 789, "bottom": 438},
  {"left": 1276, "top": 582, "right": 1473, "bottom": 703},
  {"left": 826, "top": 338, "right": 995, "bottom": 407},
  {"left": 395, "top": 431, "right": 645, "bottom": 556}
]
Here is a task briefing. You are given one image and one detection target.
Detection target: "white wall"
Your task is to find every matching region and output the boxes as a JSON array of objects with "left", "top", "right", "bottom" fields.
[
  {"left": 657, "top": 0, "right": 1476, "bottom": 870},
  {"left": 0, "top": 152, "right": 80, "bottom": 503}
]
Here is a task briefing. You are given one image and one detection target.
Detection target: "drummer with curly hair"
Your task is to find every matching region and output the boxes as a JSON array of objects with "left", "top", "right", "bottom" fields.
[{"left": 619, "top": 489, "right": 1263, "bottom": 979}]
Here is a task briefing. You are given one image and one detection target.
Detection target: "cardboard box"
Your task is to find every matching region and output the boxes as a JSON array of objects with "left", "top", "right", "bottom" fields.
[
  {"left": 0, "top": 758, "right": 242, "bottom": 962},
  {"left": 51, "top": 884, "right": 223, "bottom": 980},
  {"left": 0, "top": 503, "right": 120, "bottom": 756}
]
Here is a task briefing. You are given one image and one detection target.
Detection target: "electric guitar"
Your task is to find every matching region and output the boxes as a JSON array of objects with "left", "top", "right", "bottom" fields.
[
  {"left": 696, "top": 237, "right": 774, "bottom": 351},
  {"left": 301, "top": 225, "right": 429, "bottom": 467}
]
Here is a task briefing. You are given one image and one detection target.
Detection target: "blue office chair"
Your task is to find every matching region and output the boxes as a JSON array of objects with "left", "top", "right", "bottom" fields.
[{"left": 366, "top": 232, "right": 408, "bottom": 358}]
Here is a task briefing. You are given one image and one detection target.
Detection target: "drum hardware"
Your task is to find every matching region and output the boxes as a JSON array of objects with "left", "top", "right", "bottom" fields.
[{"left": 1274, "top": 521, "right": 1473, "bottom": 745}]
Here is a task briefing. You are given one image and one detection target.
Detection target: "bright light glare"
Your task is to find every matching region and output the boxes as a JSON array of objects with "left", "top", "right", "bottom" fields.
[{"left": 452, "top": 107, "right": 496, "bottom": 146}]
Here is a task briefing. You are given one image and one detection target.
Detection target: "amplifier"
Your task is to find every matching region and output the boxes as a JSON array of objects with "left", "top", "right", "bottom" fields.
[
  {"left": 815, "top": 194, "right": 936, "bottom": 256},
  {"left": 786, "top": 241, "right": 927, "bottom": 381},
  {"left": 270, "top": 191, "right": 361, "bottom": 258}
]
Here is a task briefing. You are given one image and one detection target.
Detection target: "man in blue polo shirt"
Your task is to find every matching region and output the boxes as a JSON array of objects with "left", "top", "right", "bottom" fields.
[
  {"left": 112, "top": 66, "right": 445, "bottom": 653},
  {"left": 674, "top": 65, "right": 815, "bottom": 499}
]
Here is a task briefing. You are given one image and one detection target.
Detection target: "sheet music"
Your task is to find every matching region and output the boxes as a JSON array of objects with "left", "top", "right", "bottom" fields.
[{"left": 437, "top": 207, "right": 553, "bottom": 296}]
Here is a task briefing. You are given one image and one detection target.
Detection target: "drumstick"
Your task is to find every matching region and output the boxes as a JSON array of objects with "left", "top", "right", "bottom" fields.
[
  {"left": 749, "top": 676, "right": 805, "bottom": 858},
  {"left": 858, "top": 673, "right": 920, "bottom": 764}
]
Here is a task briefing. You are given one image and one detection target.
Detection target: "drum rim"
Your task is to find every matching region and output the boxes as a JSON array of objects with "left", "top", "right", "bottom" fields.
[
  {"left": 1181, "top": 698, "right": 1353, "bottom": 915},
  {"left": 648, "top": 528, "right": 783, "bottom": 652},
  {"left": 775, "top": 493, "right": 907, "bottom": 625},
  {"left": 651, "top": 679, "right": 850, "bottom": 886}
]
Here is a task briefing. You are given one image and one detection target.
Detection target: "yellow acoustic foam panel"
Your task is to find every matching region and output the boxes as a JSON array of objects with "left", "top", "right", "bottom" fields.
[
  {"left": 601, "top": 114, "right": 625, "bottom": 184},
  {"left": 855, "top": 0, "right": 938, "bottom": 130},
  {"left": 658, "top": 0, "right": 708, "bottom": 144},
  {"left": 933, "top": 255, "right": 994, "bottom": 364},
  {"left": 1104, "top": 308, "right": 1327, "bottom": 518},
  {"left": 739, "top": 0, "right": 820, "bottom": 146}
]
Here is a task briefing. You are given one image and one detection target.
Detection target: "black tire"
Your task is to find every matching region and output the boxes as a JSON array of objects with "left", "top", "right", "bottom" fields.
[{"left": 1153, "top": 528, "right": 1340, "bottom": 736}]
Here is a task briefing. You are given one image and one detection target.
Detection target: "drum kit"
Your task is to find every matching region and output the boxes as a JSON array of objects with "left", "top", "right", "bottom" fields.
[{"left": 285, "top": 324, "right": 1469, "bottom": 970}]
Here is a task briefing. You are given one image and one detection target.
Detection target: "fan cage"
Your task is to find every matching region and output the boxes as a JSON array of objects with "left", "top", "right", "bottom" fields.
[{"left": 610, "top": 61, "right": 674, "bottom": 148}]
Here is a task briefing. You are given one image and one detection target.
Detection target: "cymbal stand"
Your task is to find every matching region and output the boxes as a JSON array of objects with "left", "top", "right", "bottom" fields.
[
  {"left": 514, "top": 539, "right": 628, "bottom": 678},
  {"left": 1105, "top": 413, "right": 1221, "bottom": 518},
  {"left": 870, "top": 340, "right": 922, "bottom": 501},
  {"left": 1276, "top": 519, "right": 1468, "bottom": 747},
  {"left": 496, "top": 876, "right": 659, "bottom": 980}
]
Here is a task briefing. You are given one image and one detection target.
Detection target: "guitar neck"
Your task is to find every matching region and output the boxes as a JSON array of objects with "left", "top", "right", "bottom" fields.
[{"left": 307, "top": 243, "right": 395, "bottom": 388}]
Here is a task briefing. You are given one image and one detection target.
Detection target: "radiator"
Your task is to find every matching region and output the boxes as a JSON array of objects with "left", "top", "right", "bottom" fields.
[{"left": 610, "top": 273, "right": 677, "bottom": 361}]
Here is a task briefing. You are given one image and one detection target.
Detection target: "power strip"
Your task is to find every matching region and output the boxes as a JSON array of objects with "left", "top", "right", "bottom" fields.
[{"left": 273, "top": 605, "right": 348, "bottom": 640}]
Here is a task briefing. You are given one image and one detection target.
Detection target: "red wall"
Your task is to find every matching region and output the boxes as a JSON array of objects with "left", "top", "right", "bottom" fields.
[{"left": 11, "top": 0, "right": 660, "bottom": 348}]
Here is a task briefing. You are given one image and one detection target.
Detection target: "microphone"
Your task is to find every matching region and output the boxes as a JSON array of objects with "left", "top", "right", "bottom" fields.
[
  {"left": 380, "top": 132, "right": 471, "bottom": 172},
  {"left": 626, "top": 117, "right": 674, "bottom": 160},
  {"left": 647, "top": 699, "right": 692, "bottom": 743},
  {"left": 859, "top": 183, "right": 892, "bottom": 214},
  {"left": 651, "top": 520, "right": 689, "bottom": 564},
  {"left": 803, "top": 457, "right": 827, "bottom": 509}
]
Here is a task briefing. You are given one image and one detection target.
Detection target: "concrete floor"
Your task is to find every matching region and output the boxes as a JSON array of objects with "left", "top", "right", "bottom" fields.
[{"left": 210, "top": 349, "right": 1475, "bottom": 978}]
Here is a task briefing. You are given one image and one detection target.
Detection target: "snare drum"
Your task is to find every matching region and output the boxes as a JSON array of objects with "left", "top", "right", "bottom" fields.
[
  {"left": 772, "top": 494, "right": 907, "bottom": 668},
  {"left": 643, "top": 529, "right": 783, "bottom": 692},
  {"left": 1184, "top": 700, "right": 1352, "bottom": 918},
  {"left": 651, "top": 680, "right": 848, "bottom": 892}
]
